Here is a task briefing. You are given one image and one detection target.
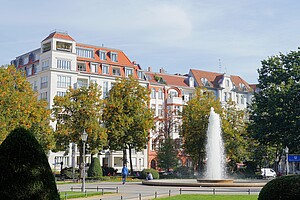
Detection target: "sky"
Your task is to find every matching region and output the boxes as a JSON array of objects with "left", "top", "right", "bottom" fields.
[{"left": 1, "top": 0, "right": 300, "bottom": 84}]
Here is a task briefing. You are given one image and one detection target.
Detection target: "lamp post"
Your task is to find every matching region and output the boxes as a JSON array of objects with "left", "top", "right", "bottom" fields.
[
  {"left": 81, "top": 129, "right": 88, "bottom": 192},
  {"left": 285, "top": 146, "right": 289, "bottom": 175}
]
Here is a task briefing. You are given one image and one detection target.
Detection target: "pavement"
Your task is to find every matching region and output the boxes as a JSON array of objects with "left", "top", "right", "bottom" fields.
[{"left": 57, "top": 179, "right": 265, "bottom": 200}]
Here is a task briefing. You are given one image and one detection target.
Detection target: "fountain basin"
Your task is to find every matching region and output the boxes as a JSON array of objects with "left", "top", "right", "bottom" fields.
[{"left": 197, "top": 179, "right": 234, "bottom": 184}]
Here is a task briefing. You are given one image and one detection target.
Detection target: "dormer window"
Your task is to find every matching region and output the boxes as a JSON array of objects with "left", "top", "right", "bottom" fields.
[
  {"left": 201, "top": 78, "right": 210, "bottom": 86},
  {"left": 102, "top": 64, "right": 109, "bottom": 74},
  {"left": 56, "top": 41, "right": 72, "bottom": 52},
  {"left": 76, "top": 48, "right": 93, "bottom": 58},
  {"left": 112, "top": 67, "right": 121, "bottom": 76},
  {"left": 138, "top": 71, "right": 145, "bottom": 79},
  {"left": 99, "top": 50, "right": 106, "bottom": 60},
  {"left": 125, "top": 67, "right": 133, "bottom": 77},
  {"left": 42, "top": 42, "right": 51, "bottom": 53},
  {"left": 226, "top": 80, "right": 230, "bottom": 87},
  {"left": 110, "top": 52, "right": 118, "bottom": 62}
]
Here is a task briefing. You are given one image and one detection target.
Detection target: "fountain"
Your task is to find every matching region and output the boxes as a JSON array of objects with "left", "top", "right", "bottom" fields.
[{"left": 197, "top": 107, "right": 233, "bottom": 184}]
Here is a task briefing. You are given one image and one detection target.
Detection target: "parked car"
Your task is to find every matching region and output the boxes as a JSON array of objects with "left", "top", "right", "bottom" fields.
[{"left": 261, "top": 168, "right": 276, "bottom": 178}]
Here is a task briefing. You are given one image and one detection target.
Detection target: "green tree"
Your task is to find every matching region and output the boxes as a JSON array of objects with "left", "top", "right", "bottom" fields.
[
  {"left": 52, "top": 83, "right": 107, "bottom": 176},
  {"left": 102, "top": 76, "right": 154, "bottom": 175},
  {"left": 0, "top": 66, "right": 55, "bottom": 151},
  {"left": 222, "top": 100, "right": 255, "bottom": 172},
  {"left": 0, "top": 127, "right": 59, "bottom": 199},
  {"left": 180, "top": 87, "right": 222, "bottom": 174},
  {"left": 157, "top": 137, "right": 178, "bottom": 172},
  {"left": 248, "top": 49, "right": 300, "bottom": 157},
  {"left": 87, "top": 157, "right": 102, "bottom": 178}
]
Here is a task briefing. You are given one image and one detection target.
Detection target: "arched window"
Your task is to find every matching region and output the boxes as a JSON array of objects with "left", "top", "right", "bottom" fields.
[
  {"left": 158, "top": 89, "right": 163, "bottom": 99},
  {"left": 151, "top": 88, "right": 156, "bottom": 99}
]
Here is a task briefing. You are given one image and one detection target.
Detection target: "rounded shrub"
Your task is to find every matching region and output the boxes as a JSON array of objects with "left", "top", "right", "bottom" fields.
[
  {"left": 140, "top": 169, "right": 159, "bottom": 179},
  {"left": 87, "top": 157, "right": 102, "bottom": 178},
  {"left": 258, "top": 175, "right": 300, "bottom": 200},
  {"left": 0, "top": 127, "right": 60, "bottom": 200}
]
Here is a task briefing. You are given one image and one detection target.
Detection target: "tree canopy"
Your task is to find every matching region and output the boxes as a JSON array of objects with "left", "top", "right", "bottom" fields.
[
  {"left": 249, "top": 49, "right": 300, "bottom": 153},
  {"left": 180, "top": 87, "right": 222, "bottom": 173},
  {"left": 102, "top": 76, "right": 154, "bottom": 174},
  {"left": 52, "top": 83, "right": 107, "bottom": 155},
  {"left": 0, "top": 65, "right": 54, "bottom": 151}
]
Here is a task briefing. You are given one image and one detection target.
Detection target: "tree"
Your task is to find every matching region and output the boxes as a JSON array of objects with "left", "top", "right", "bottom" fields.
[
  {"left": 0, "top": 127, "right": 59, "bottom": 199},
  {"left": 180, "top": 87, "right": 222, "bottom": 174},
  {"left": 87, "top": 157, "right": 102, "bottom": 178},
  {"left": 0, "top": 65, "right": 55, "bottom": 151},
  {"left": 249, "top": 49, "right": 300, "bottom": 157},
  {"left": 102, "top": 76, "right": 154, "bottom": 175},
  {"left": 52, "top": 83, "right": 107, "bottom": 176},
  {"left": 222, "top": 100, "right": 254, "bottom": 172},
  {"left": 157, "top": 137, "right": 178, "bottom": 172}
]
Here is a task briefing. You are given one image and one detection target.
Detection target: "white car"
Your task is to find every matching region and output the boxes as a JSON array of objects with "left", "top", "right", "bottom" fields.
[{"left": 261, "top": 168, "right": 276, "bottom": 178}]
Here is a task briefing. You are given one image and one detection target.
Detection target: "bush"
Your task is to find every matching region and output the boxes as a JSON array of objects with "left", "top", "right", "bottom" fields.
[
  {"left": 87, "top": 157, "right": 102, "bottom": 178},
  {"left": 102, "top": 166, "right": 116, "bottom": 176},
  {"left": 61, "top": 167, "right": 80, "bottom": 179},
  {"left": 258, "top": 175, "right": 300, "bottom": 200},
  {"left": 140, "top": 169, "right": 159, "bottom": 179},
  {"left": 0, "top": 127, "right": 60, "bottom": 200}
]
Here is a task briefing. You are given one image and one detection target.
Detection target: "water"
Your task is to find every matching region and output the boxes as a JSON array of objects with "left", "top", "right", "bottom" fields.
[{"left": 205, "top": 107, "right": 225, "bottom": 179}]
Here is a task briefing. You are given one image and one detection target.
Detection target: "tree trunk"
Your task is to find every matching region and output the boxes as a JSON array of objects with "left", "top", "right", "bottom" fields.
[
  {"left": 129, "top": 144, "right": 134, "bottom": 176},
  {"left": 123, "top": 148, "right": 127, "bottom": 165}
]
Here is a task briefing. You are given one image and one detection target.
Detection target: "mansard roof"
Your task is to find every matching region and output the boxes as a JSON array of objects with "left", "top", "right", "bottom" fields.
[
  {"left": 144, "top": 71, "right": 189, "bottom": 87},
  {"left": 42, "top": 31, "right": 75, "bottom": 42}
]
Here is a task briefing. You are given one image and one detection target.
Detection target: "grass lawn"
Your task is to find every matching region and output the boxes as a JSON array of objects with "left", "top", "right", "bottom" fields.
[
  {"left": 59, "top": 191, "right": 108, "bottom": 199},
  {"left": 156, "top": 194, "right": 258, "bottom": 200}
]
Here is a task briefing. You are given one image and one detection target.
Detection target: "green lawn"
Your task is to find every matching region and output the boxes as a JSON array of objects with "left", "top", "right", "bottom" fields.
[
  {"left": 156, "top": 194, "right": 258, "bottom": 200},
  {"left": 59, "top": 191, "right": 107, "bottom": 199}
]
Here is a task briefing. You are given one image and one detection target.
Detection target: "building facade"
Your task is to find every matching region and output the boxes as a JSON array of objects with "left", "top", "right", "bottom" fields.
[{"left": 11, "top": 31, "right": 255, "bottom": 172}]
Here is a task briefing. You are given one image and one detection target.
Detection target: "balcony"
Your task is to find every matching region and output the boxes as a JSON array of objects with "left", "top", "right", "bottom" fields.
[{"left": 167, "top": 97, "right": 183, "bottom": 105}]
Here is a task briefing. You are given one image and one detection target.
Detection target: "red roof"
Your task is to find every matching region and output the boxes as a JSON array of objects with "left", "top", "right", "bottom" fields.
[
  {"left": 42, "top": 32, "right": 75, "bottom": 42},
  {"left": 145, "top": 71, "right": 189, "bottom": 87}
]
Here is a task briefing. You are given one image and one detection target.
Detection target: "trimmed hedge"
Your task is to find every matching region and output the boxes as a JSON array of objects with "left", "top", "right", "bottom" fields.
[
  {"left": 0, "top": 127, "right": 60, "bottom": 200},
  {"left": 87, "top": 157, "right": 102, "bottom": 178},
  {"left": 140, "top": 169, "right": 159, "bottom": 179},
  {"left": 258, "top": 175, "right": 300, "bottom": 200}
]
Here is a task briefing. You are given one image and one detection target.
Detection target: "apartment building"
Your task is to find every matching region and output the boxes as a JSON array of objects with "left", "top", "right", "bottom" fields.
[
  {"left": 11, "top": 31, "right": 148, "bottom": 173},
  {"left": 11, "top": 31, "right": 254, "bottom": 172}
]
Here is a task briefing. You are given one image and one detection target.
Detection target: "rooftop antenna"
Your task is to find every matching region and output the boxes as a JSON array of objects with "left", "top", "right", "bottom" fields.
[{"left": 218, "top": 59, "right": 222, "bottom": 73}]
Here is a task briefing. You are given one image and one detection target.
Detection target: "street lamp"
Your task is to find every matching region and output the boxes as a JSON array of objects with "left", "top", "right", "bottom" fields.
[
  {"left": 285, "top": 146, "right": 289, "bottom": 175},
  {"left": 81, "top": 129, "right": 88, "bottom": 192}
]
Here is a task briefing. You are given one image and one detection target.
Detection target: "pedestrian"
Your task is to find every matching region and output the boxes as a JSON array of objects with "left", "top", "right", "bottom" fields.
[
  {"left": 146, "top": 172, "right": 153, "bottom": 180},
  {"left": 121, "top": 164, "right": 129, "bottom": 184}
]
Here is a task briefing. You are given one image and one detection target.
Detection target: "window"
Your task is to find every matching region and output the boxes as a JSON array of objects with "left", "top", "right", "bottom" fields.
[
  {"left": 42, "top": 59, "right": 50, "bottom": 70},
  {"left": 57, "top": 91, "right": 66, "bottom": 97},
  {"left": 151, "top": 104, "right": 156, "bottom": 115},
  {"left": 57, "top": 59, "right": 71, "bottom": 70},
  {"left": 151, "top": 88, "right": 156, "bottom": 99},
  {"left": 57, "top": 75, "right": 71, "bottom": 88},
  {"left": 40, "top": 76, "right": 48, "bottom": 89},
  {"left": 90, "top": 63, "right": 98, "bottom": 73},
  {"left": 23, "top": 56, "right": 29, "bottom": 65},
  {"left": 76, "top": 48, "right": 93, "bottom": 58},
  {"left": 110, "top": 52, "right": 118, "bottom": 62},
  {"left": 226, "top": 79, "right": 230, "bottom": 87},
  {"left": 33, "top": 81, "right": 37, "bottom": 91},
  {"left": 42, "top": 42, "right": 51, "bottom": 53},
  {"left": 236, "top": 95, "right": 239, "bottom": 104},
  {"left": 77, "top": 79, "right": 88, "bottom": 88},
  {"left": 138, "top": 71, "right": 145, "bottom": 79},
  {"left": 241, "top": 95, "right": 245, "bottom": 104},
  {"left": 33, "top": 64, "right": 38, "bottom": 74},
  {"left": 102, "top": 64, "right": 109, "bottom": 74},
  {"left": 224, "top": 92, "right": 227, "bottom": 102},
  {"left": 158, "top": 105, "right": 163, "bottom": 116},
  {"left": 158, "top": 89, "right": 163, "bottom": 99},
  {"left": 112, "top": 67, "right": 121, "bottom": 76},
  {"left": 175, "top": 106, "right": 180, "bottom": 115},
  {"left": 25, "top": 66, "right": 32, "bottom": 76},
  {"left": 56, "top": 41, "right": 72, "bottom": 52},
  {"left": 77, "top": 62, "right": 86, "bottom": 71},
  {"left": 125, "top": 68, "right": 133, "bottom": 77},
  {"left": 168, "top": 91, "right": 178, "bottom": 98},
  {"left": 40, "top": 92, "right": 47, "bottom": 100},
  {"left": 99, "top": 50, "right": 106, "bottom": 60},
  {"left": 103, "top": 81, "right": 109, "bottom": 98},
  {"left": 201, "top": 78, "right": 210, "bottom": 86}
]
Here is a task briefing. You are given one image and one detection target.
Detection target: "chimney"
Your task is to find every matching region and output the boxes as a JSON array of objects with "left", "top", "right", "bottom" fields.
[{"left": 148, "top": 67, "right": 152, "bottom": 72}]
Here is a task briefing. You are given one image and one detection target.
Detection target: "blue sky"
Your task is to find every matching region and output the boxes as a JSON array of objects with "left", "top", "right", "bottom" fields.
[{"left": 1, "top": 0, "right": 300, "bottom": 83}]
